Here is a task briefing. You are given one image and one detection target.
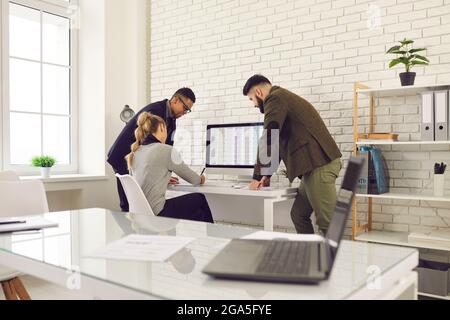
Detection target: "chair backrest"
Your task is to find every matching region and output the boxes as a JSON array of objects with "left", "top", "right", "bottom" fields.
[
  {"left": 0, "top": 180, "right": 49, "bottom": 217},
  {"left": 0, "top": 171, "right": 20, "bottom": 181},
  {"left": 116, "top": 174, "right": 156, "bottom": 216}
]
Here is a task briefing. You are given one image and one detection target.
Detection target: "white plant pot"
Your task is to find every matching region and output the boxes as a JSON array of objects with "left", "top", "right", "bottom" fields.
[
  {"left": 40, "top": 167, "right": 51, "bottom": 179},
  {"left": 434, "top": 174, "right": 445, "bottom": 197}
]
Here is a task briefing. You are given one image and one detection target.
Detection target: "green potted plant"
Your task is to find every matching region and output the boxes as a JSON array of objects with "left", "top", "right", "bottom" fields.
[
  {"left": 386, "top": 38, "right": 429, "bottom": 86},
  {"left": 31, "top": 155, "right": 57, "bottom": 179}
]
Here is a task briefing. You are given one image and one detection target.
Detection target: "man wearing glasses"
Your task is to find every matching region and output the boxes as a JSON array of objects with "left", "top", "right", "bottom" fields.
[{"left": 108, "top": 88, "right": 196, "bottom": 212}]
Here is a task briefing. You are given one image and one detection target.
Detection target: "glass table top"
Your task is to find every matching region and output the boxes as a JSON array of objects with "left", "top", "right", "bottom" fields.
[{"left": 0, "top": 208, "right": 418, "bottom": 300}]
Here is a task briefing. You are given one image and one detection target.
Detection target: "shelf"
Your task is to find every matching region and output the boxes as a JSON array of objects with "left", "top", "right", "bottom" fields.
[
  {"left": 353, "top": 82, "right": 450, "bottom": 249},
  {"left": 357, "top": 83, "right": 450, "bottom": 97},
  {"left": 356, "top": 140, "right": 450, "bottom": 146},
  {"left": 355, "top": 230, "right": 450, "bottom": 252},
  {"left": 419, "top": 292, "right": 450, "bottom": 300},
  {"left": 356, "top": 192, "right": 450, "bottom": 202},
  {"left": 20, "top": 174, "right": 109, "bottom": 192},
  {"left": 21, "top": 174, "right": 108, "bottom": 183}
]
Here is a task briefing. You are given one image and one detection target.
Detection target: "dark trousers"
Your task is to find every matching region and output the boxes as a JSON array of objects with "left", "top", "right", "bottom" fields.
[
  {"left": 116, "top": 177, "right": 129, "bottom": 212},
  {"left": 159, "top": 193, "right": 214, "bottom": 224}
]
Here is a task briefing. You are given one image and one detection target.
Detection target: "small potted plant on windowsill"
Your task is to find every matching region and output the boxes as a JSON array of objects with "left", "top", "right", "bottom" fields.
[
  {"left": 387, "top": 38, "right": 430, "bottom": 86},
  {"left": 31, "top": 156, "right": 57, "bottom": 179}
]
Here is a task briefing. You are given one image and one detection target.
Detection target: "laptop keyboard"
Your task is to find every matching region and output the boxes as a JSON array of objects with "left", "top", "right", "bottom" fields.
[{"left": 256, "top": 241, "right": 312, "bottom": 276}]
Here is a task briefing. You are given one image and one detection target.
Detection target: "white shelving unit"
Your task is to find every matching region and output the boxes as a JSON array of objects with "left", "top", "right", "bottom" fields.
[
  {"left": 357, "top": 83, "right": 450, "bottom": 97},
  {"left": 357, "top": 141, "right": 450, "bottom": 146},
  {"left": 353, "top": 82, "right": 450, "bottom": 300},
  {"left": 355, "top": 231, "right": 450, "bottom": 252},
  {"left": 356, "top": 192, "right": 450, "bottom": 203},
  {"left": 418, "top": 292, "right": 450, "bottom": 300}
]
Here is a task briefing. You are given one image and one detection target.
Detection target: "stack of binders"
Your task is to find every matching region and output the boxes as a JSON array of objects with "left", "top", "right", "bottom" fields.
[{"left": 422, "top": 90, "right": 450, "bottom": 141}]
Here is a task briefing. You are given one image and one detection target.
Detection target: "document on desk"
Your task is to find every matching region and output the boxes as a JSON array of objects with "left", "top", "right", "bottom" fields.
[
  {"left": 87, "top": 235, "right": 195, "bottom": 262},
  {"left": 242, "top": 231, "right": 323, "bottom": 242}
]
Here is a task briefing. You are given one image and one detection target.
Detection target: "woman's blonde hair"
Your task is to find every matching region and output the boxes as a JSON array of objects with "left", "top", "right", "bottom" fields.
[{"left": 126, "top": 112, "right": 166, "bottom": 170}]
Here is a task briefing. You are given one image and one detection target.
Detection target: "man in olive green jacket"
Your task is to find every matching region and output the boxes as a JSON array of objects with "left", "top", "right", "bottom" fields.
[{"left": 243, "top": 75, "right": 342, "bottom": 235}]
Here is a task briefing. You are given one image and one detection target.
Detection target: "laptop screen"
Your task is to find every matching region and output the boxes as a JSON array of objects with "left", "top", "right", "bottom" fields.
[
  {"left": 326, "top": 158, "right": 364, "bottom": 250},
  {"left": 341, "top": 157, "right": 364, "bottom": 192}
]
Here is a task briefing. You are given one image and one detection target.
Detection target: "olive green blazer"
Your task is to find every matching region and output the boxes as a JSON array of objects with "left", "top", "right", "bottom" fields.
[{"left": 254, "top": 86, "right": 342, "bottom": 182}]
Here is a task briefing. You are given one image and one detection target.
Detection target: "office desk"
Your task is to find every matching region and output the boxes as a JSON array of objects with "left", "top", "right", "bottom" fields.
[
  {"left": 168, "top": 184, "right": 298, "bottom": 231},
  {"left": 0, "top": 209, "right": 419, "bottom": 300}
]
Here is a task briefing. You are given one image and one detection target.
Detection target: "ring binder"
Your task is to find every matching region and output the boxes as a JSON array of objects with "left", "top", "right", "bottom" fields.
[
  {"left": 421, "top": 91, "right": 435, "bottom": 141},
  {"left": 434, "top": 91, "right": 449, "bottom": 141}
]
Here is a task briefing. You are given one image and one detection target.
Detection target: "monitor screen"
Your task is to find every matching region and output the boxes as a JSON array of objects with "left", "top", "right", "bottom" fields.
[{"left": 206, "top": 123, "right": 264, "bottom": 168}]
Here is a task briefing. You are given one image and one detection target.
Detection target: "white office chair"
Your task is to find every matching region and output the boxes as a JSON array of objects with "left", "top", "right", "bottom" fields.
[
  {"left": 116, "top": 174, "right": 156, "bottom": 216},
  {"left": 116, "top": 174, "right": 184, "bottom": 235},
  {"left": 0, "top": 179, "right": 49, "bottom": 300},
  {"left": 0, "top": 181, "right": 49, "bottom": 217},
  {"left": 0, "top": 172, "right": 22, "bottom": 300},
  {"left": 0, "top": 171, "right": 20, "bottom": 182}
]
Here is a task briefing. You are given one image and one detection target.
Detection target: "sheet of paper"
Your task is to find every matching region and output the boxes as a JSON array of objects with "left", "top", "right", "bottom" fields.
[
  {"left": 87, "top": 234, "right": 195, "bottom": 262},
  {"left": 242, "top": 231, "right": 323, "bottom": 242}
]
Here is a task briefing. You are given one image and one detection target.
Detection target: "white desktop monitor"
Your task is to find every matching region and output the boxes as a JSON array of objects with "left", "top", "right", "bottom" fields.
[{"left": 206, "top": 123, "right": 264, "bottom": 176}]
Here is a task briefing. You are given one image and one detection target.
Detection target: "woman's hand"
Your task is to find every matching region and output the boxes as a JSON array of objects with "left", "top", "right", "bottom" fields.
[
  {"left": 249, "top": 177, "right": 270, "bottom": 190},
  {"left": 200, "top": 175, "right": 206, "bottom": 185},
  {"left": 249, "top": 179, "right": 262, "bottom": 190}
]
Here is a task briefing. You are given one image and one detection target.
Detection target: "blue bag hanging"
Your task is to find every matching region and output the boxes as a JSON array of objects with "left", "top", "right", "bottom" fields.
[
  {"left": 369, "top": 147, "right": 389, "bottom": 194},
  {"left": 357, "top": 146, "right": 389, "bottom": 195}
]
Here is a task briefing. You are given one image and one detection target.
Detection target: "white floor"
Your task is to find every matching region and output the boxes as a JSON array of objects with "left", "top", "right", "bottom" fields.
[{"left": 0, "top": 275, "right": 91, "bottom": 300}]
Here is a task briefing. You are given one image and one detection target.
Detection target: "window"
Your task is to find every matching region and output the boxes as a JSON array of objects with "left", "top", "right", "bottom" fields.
[{"left": 1, "top": 0, "right": 78, "bottom": 174}]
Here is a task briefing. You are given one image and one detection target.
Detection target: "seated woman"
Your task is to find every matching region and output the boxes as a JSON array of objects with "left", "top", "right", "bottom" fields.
[{"left": 126, "top": 112, "right": 214, "bottom": 224}]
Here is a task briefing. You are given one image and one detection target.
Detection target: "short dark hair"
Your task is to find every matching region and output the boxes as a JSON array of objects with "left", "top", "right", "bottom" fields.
[
  {"left": 173, "top": 88, "right": 196, "bottom": 103},
  {"left": 243, "top": 75, "right": 272, "bottom": 96}
]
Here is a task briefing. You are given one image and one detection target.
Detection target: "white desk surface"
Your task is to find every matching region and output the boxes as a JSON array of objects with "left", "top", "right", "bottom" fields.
[
  {"left": 168, "top": 183, "right": 298, "bottom": 198},
  {"left": 0, "top": 209, "right": 418, "bottom": 300}
]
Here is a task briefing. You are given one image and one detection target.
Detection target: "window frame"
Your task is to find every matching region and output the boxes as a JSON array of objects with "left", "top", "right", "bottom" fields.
[{"left": 1, "top": 0, "right": 79, "bottom": 175}]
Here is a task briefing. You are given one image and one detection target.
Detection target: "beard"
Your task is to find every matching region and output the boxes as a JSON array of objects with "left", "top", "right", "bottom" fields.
[{"left": 256, "top": 96, "right": 265, "bottom": 114}]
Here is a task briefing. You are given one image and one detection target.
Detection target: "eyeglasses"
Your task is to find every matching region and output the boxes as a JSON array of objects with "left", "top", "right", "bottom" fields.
[{"left": 178, "top": 97, "right": 192, "bottom": 114}]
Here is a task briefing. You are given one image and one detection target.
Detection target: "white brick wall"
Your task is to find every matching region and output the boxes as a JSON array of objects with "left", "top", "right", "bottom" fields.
[{"left": 149, "top": 0, "right": 450, "bottom": 242}]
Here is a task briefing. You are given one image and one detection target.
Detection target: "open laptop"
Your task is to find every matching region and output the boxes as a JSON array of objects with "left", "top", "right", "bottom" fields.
[{"left": 202, "top": 157, "right": 364, "bottom": 284}]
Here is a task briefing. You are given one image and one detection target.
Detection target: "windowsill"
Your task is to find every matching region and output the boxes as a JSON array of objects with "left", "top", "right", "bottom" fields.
[{"left": 20, "top": 174, "right": 109, "bottom": 183}]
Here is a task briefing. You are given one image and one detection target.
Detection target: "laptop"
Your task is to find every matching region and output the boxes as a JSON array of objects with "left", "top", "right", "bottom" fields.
[
  {"left": 202, "top": 157, "right": 364, "bottom": 284},
  {"left": 0, "top": 216, "right": 58, "bottom": 234}
]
